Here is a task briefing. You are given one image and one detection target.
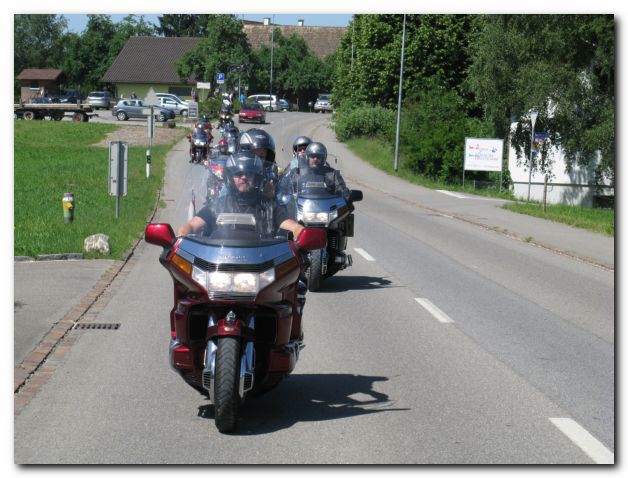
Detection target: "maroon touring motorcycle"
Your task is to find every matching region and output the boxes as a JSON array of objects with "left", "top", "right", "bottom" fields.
[{"left": 145, "top": 214, "right": 326, "bottom": 432}]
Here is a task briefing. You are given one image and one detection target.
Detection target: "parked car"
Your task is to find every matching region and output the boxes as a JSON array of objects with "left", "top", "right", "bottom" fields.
[
  {"left": 238, "top": 102, "right": 266, "bottom": 124},
  {"left": 247, "top": 94, "right": 278, "bottom": 112},
  {"left": 112, "top": 99, "right": 176, "bottom": 122},
  {"left": 156, "top": 92, "right": 189, "bottom": 105},
  {"left": 59, "top": 89, "right": 84, "bottom": 103},
  {"left": 278, "top": 99, "right": 290, "bottom": 111},
  {"left": 87, "top": 91, "right": 114, "bottom": 109},
  {"left": 29, "top": 96, "right": 61, "bottom": 104},
  {"left": 314, "top": 93, "right": 333, "bottom": 113},
  {"left": 158, "top": 96, "right": 188, "bottom": 116}
]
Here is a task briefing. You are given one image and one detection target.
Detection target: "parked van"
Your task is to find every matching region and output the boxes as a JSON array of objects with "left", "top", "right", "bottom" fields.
[{"left": 247, "top": 94, "right": 278, "bottom": 112}]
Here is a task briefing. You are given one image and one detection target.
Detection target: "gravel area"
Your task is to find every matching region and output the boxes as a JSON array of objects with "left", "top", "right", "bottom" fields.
[{"left": 93, "top": 123, "right": 188, "bottom": 147}]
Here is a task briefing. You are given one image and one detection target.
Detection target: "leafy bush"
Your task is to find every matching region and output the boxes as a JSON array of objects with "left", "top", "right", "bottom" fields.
[{"left": 333, "top": 104, "right": 396, "bottom": 142}]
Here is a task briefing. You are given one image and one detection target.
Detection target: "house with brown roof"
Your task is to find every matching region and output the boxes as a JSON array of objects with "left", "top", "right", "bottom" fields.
[
  {"left": 16, "top": 69, "right": 66, "bottom": 101},
  {"left": 101, "top": 20, "right": 346, "bottom": 100}
]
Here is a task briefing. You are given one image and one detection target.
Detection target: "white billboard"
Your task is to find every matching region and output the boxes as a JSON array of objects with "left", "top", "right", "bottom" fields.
[{"left": 464, "top": 138, "right": 504, "bottom": 172}]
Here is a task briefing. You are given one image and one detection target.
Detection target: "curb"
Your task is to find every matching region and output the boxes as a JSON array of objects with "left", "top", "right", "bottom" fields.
[{"left": 15, "top": 253, "right": 85, "bottom": 262}]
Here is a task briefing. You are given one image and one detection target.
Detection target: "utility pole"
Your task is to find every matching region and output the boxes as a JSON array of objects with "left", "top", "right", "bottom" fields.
[
  {"left": 270, "top": 14, "right": 275, "bottom": 98},
  {"left": 394, "top": 14, "right": 407, "bottom": 173},
  {"left": 527, "top": 110, "right": 538, "bottom": 201}
]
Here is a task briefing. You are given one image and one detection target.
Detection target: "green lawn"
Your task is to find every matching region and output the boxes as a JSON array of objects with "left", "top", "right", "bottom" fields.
[{"left": 14, "top": 121, "right": 186, "bottom": 259}]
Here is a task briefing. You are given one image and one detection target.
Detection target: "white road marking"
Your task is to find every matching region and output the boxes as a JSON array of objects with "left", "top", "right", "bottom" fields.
[
  {"left": 549, "top": 418, "right": 614, "bottom": 464},
  {"left": 414, "top": 298, "right": 455, "bottom": 323},
  {"left": 436, "top": 190, "right": 467, "bottom": 199},
  {"left": 353, "top": 248, "right": 375, "bottom": 261}
]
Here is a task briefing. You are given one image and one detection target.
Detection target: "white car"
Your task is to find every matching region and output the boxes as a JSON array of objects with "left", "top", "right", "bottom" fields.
[
  {"left": 157, "top": 96, "right": 189, "bottom": 116},
  {"left": 156, "top": 92, "right": 189, "bottom": 105},
  {"left": 247, "top": 94, "right": 278, "bottom": 112},
  {"left": 314, "top": 94, "right": 333, "bottom": 113}
]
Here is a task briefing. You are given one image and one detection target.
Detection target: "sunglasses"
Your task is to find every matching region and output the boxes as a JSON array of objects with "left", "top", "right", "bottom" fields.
[{"left": 234, "top": 171, "right": 254, "bottom": 178}]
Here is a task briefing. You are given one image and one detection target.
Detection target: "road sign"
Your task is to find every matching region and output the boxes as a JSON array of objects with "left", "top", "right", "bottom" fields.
[
  {"left": 188, "top": 100, "right": 198, "bottom": 118},
  {"left": 144, "top": 87, "right": 160, "bottom": 106},
  {"left": 109, "top": 142, "right": 128, "bottom": 197},
  {"left": 216, "top": 72, "right": 225, "bottom": 84}
]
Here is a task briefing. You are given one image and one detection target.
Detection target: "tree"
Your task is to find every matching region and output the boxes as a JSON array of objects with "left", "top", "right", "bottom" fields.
[
  {"left": 333, "top": 14, "right": 478, "bottom": 109},
  {"left": 176, "top": 15, "right": 251, "bottom": 92},
  {"left": 249, "top": 29, "right": 332, "bottom": 106},
  {"left": 468, "top": 14, "right": 615, "bottom": 183},
  {"left": 156, "top": 14, "right": 211, "bottom": 37},
  {"left": 14, "top": 14, "right": 69, "bottom": 92}
]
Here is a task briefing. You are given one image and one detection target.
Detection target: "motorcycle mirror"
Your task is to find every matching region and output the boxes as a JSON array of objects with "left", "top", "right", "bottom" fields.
[
  {"left": 296, "top": 227, "right": 327, "bottom": 251},
  {"left": 145, "top": 223, "right": 176, "bottom": 247},
  {"left": 350, "top": 190, "right": 363, "bottom": 202}
]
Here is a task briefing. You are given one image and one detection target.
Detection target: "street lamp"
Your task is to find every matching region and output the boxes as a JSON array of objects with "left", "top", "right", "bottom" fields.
[
  {"left": 270, "top": 15, "right": 275, "bottom": 99},
  {"left": 393, "top": 14, "right": 407, "bottom": 173},
  {"left": 527, "top": 110, "right": 538, "bottom": 201}
]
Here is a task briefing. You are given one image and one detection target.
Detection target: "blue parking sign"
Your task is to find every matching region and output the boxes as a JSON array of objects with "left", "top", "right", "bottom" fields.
[{"left": 216, "top": 72, "right": 225, "bottom": 84}]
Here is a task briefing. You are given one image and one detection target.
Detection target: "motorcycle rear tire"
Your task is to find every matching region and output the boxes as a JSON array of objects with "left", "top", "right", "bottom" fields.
[
  {"left": 214, "top": 336, "right": 241, "bottom": 433},
  {"left": 307, "top": 249, "right": 323, "bottom": 292}
]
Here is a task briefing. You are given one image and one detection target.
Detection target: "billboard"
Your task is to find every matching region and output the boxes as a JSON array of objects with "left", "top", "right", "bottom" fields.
[{"left": 464, "top": 138, "right": 504, "bottom": 172}]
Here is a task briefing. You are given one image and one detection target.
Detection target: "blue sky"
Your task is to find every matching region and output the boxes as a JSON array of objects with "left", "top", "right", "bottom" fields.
[{"left": 64, "top": 14, "right": 353, "bottom": 33}]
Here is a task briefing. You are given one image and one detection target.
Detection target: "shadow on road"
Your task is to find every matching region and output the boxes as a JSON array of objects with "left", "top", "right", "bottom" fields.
[
  {"left": 313, "top": 275, "right": 397, "bottom": 293},
  {"left": 197, "top": 373, "right": 408, "bottom": 435}
]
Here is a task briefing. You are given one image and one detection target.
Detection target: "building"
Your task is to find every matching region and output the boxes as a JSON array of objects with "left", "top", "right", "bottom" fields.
[
  {"left": 508, "top": 122, "right": 614, "bottom": 207},
  {"left": 101, "top": 20, "right": 346, "bottom": 100},
  {"left": 16, "top": 69, "right": 66, "bottom": 101}
]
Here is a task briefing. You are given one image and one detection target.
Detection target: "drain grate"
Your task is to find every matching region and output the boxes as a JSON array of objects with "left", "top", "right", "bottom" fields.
[{"left": 74, "top": 323, "right": 121, "bottom": 330}]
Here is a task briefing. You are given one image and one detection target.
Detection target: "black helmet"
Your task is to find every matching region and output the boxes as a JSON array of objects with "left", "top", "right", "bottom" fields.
[
  {"left": 201, "top": 114, "right": 209, "bottom": 122},
  {"left": 239, "top": 128, "right": 276, "bottom": 163},
  {"left": 293, "top": 136, "right": 312, "bottom": 154},
  {"left": 305, "top": 142, "right": 327, "bottom": 169},
  {"left": 224, "top": 151, "right": 265, "bottom": 200}
]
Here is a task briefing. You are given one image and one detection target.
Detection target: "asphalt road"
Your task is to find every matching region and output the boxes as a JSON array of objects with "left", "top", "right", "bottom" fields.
[{"left": 13, "top": 111, "right": 614, "bottom": 464}]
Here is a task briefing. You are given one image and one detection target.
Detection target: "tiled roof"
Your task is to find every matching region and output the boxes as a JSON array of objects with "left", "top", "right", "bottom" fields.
[
  {"left": 101, "top": 36, "right": 202, "bottom": 84},
  {"left": 243, "top": 24, "right": 346, "bottom": 59},
  {"left": 16, "top": 69, "right": 65, "bottom": 81},
  {"left": 102, "top": 24, "right": 346, "bottom": 84}
]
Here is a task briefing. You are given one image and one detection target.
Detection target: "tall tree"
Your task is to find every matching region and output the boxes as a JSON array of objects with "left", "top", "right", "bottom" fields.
[
  {"left": 333, "top": 14, "right": 478, "bottom": 109},
  {"left": 249, "top": 29, "right": 332, "bottom": 104},
  {"left": 14, "top": 14, "right": 69, "bottom": 90},
  {"left": 156, "top": 14, "right": 210, "bottom": 37},
  {"left": 468, "top": 14, "right": 615, "bottom": 182},
  {"left": 176, "top": 15, "right": 251, "bottom": 90}
]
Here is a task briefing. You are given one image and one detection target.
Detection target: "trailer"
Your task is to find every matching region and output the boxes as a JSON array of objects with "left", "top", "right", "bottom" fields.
[{"left": 14, "top": 102, "right": 97, "bottom": 122}]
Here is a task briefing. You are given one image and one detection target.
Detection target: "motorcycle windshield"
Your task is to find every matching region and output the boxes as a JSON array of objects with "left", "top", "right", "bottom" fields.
[
  {"left": 188, "top": 213, "right": 287, "bottom": 248},
  {"left": 294, "top": 153, "right": 344, "bottom": 198},
  {"left": 192, "top": 129, "right": 209, "bottom": 142}
]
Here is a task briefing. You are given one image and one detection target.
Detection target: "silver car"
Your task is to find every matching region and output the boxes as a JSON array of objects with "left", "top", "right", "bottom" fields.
[
  {"left": 314, "top": 94, "right": 333, "bottom": 113},
  {"left": 86, "top": 91, "right": 114, "bottom": 109},
  {"left": 158, "top": 96, "right": 189, "bottom": 116}
]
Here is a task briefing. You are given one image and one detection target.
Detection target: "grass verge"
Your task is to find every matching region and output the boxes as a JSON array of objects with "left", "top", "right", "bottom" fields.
[
  {"left": 345, "top": 135, "right": 614, "bottom": 236},
  {"left": 14, "top": 121, "right": 187, "bottom": 259},
  {"left": 502, "top": 202, "right": 614, "bottom": 236}
]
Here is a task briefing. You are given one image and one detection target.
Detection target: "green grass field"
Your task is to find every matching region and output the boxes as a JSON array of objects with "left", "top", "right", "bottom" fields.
[
  {"left": 345, "top": 136, "right": 614, "bottom": 236},
  {"left": 14, "top": 122, "right": 186, "bottom": 259}
]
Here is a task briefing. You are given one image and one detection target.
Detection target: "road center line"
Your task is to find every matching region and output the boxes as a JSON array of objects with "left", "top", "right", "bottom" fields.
[
  {"left": 414, "top": 298, "right": 455, "bottom": 323},
  {"left": 354, "top": 248, "right": 375, "bottom": 261},
  {"left": 549, "top": 418, "right": 614, "bottom": 464}
]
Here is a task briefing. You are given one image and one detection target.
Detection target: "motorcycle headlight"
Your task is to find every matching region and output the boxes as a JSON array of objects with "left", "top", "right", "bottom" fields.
[
  {"left": 194, "top": 140, "right": 206, "bottom": 146},
  {"left": 194, "top": 267, "right": 276, "bottom": 294},
  {"left": 298, "top": 210, "right": 338, "bottom": 225}
]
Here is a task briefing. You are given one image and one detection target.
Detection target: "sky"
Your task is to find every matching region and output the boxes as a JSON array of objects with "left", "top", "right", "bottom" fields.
[{"left": 64, "top": 14, "right": 353, "bottom": 33}]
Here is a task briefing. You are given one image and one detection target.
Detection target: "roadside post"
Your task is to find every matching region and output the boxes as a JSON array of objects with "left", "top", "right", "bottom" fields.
[
  {"left": 62, "top": 192, "right": 75, "bottom": 224},
  {"left": 527, "top": 111, "right": 538, "bottom": 201},
  {"left": 144, "top": 89, "right": 160, "bottom": 178},
  {"left": 109, "top": 141, "right": 129, "bottom": 218}
]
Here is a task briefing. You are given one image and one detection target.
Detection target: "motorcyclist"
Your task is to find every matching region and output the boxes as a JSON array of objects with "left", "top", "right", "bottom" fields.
[
  {"left": 177, "top": 150, "right": 304, "bottom": 240},
  {"left": 238, "top": 128, "right": 279, "bottom": 198},
  {"left": 284, "top": 135, "right": 312, "bottom": 176},
  {"left": 279, "top": 142, "right": 352, "bottom": 202}
]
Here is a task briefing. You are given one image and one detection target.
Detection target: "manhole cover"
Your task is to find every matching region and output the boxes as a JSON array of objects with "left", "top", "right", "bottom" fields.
[{"left": 74, "top": 323, "right": 120, "bottom": 330}]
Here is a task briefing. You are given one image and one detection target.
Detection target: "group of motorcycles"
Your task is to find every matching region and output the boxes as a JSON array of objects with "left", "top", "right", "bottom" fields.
[{"left": 147, "top": 126, "right": 363, "bottom": 433}]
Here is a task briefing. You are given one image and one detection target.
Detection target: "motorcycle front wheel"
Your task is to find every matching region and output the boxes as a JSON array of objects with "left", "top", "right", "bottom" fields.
[
  {"left": 214, "top": 336, "right": 241, "bottom": 433},
  {"left": 307, "top": 249, "right": 323, "bottom": 292}
]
